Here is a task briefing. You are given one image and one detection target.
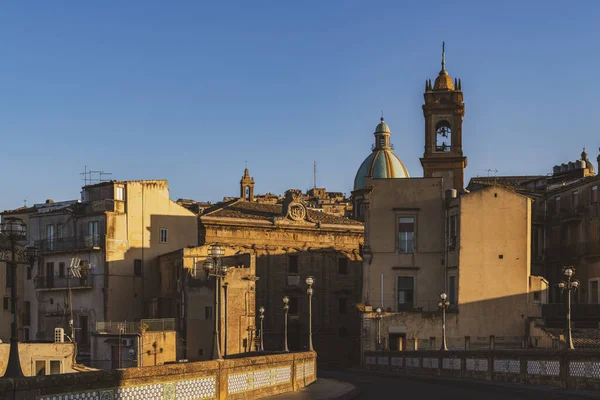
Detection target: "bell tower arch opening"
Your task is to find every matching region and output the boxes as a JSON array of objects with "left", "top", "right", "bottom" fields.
[{"left": 240, "top": 168, "right": 255, "bottom": 202}]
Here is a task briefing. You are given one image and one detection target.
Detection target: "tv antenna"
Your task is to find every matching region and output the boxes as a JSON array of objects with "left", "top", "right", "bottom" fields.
[
  {"left": 80, "top": 166, "right": 112, "bottom": 186},
  {"left": 313, "top": 161, "right": 317, "bottom": 189}
]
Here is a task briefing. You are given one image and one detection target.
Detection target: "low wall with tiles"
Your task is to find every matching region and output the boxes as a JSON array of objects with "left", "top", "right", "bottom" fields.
[
  {"left": 363, "top": 349, "right": 600, "bottom": 391},
  {"left": 0, "top": 351, "right": 316, "bottom": 400}
]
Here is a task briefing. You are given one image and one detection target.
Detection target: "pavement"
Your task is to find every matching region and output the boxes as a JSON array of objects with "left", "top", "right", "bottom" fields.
[
  {"left": 322, "top": 369, "right": 600, "bottom": 399},
  {"left": 267, "top": 378, "right": 358, "bottom": 400}
]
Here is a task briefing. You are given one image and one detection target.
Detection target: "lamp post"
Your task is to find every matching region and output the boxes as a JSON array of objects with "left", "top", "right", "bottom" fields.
[
  {"left": 283, "top": 296, "right": 290, "bottom": 352},
  {"left": 559, "top": 266, "right": 579, "bottom": 350},
  {"left": 375, "top": 307, "right": 382, "bottom": 351},
  {"left": 438, "top": 292, "right": 450, "bottom": 351},
  {"left": 203, "top": 244, "right": 228, "bottom": 361},
  {"left": 1, "top": 217, "right": 27, "bottom": 377},
  {"left": 258, "top": 306, "right": 265, "bottom": 352},
  {"left": 223, "top": 282, "right": 229, "bottom": 358},
  {"left": 306, "top": 276, "right": 315, "bottom": 352}
]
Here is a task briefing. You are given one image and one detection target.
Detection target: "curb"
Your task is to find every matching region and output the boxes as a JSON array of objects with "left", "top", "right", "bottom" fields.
[{"left": 346, "top": 368, "right": 600, "bottom": 399}]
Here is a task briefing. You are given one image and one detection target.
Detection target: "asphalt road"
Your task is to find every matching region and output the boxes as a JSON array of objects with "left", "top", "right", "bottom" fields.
[{"left": 319, "top": 369, "right": 600, "bottom": 400}]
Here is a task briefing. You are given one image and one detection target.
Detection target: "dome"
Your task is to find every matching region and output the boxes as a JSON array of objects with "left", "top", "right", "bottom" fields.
[
  {"left": 354, "top": 150, "right": 409, "bottom": 190},
  {"left": 374, "top": 119, "right": 390, "bottom": 134},
  {"left": 354, "top": 118, "right": 409, "bottom": 190},
  {"left": 434, "top": 71, "right": 454, "bottom": 90}
]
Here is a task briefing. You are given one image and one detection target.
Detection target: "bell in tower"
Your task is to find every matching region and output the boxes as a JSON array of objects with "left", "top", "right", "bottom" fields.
[
  {"left": 420, "top": 42, "right": 467, "bottom": 191},
  {"left": 240, "top": 167, "right": 255, "bottom": 202}
]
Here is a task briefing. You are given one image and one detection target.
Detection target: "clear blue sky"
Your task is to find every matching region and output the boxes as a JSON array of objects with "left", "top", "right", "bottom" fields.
[{"left": 2, "top": 1, "right": 599, "bottom": 211}]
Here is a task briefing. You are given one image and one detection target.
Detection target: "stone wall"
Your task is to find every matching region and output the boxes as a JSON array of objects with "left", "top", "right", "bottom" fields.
[{"left": 0, "top": 351, "right": 316, "bottom": 400}]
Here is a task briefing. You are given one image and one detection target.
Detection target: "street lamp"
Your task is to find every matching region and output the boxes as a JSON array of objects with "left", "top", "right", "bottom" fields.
[
  {"left": 1, "top": 217, "right": 27, "bottom": 377},
  {"left": 258, "top": 306, "right": 265, "bottom": 352},
  {"left": 283, "top": 296, "right": 290, "bottom": 352},
  {"left": 558, "top": 266, "right": 579, "bottom": 350},
  {"left": 306, "top": 276, "right": 315, "bottom": 352},
  {"left": 438, "top": 292, "right": 450, "bottom": 351},
  {"left": 203, "top": 244, "right": 229, "bottom": 360},
  {"left": 375, "top": 307, "right": 382, "bottom": 351}
]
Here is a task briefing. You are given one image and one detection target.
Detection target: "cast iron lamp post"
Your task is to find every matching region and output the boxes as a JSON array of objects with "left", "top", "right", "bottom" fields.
[
  {"left": 306, "top": 276, "right": 315, "bottom": 352},
  {"left": 375, "top": 307, "right": 382, "bottom": 350},
  {"left": 558, "top": 266, "right": 579, "bottom": 350},
  {"left": 258, "top": 306, "right": 265, "bottom": 352},
  {"left": 283, "top": 296, "right": 290, "bottom": 352},
  {"left": 438, "top": 292, "right": 450, "bottom": 351},
  {"left": 203, "top": 244, "right": 229, "bottom": 361},
  {"left": 1, "top": 217, "right": 29, "bottom": 377}
]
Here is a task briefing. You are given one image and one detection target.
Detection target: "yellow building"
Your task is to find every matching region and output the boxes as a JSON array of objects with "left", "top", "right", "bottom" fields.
[
  {"left": 8, "top": 180, "right": 197, "bottom": 367},
  {"left": 356, "top": 47, "right": 547, "bottom": 353}
]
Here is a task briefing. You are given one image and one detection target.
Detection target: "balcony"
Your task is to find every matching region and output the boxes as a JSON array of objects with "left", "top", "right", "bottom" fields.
[
  {"left": 544, "top": 241, "right": 600, "bottom": 261},
  {"left": 543, "top": 303, "right": 600, "bottom": 327},
  {"left": 95, "top": 318, "right": 175, "bottom": 334},
  {"left": 34, "top": 274, "right": 94, "bottom": 290},
  {"left": 35, "top": 235, "right": 102, "bottom": 255}
]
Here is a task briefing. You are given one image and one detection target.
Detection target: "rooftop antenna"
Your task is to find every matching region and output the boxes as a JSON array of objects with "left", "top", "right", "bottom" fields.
[
  {"left": 80, "top": 166, "right": 112, "bottom": 186},
  {"left": 313, "top": 161, "right": 317, "bottom": 189},
  {"left": 23, "top": 199, "right": 27, "bottom": 207},
  {"left": 245, "top": 160, "right": 248, "bottom": 169}
]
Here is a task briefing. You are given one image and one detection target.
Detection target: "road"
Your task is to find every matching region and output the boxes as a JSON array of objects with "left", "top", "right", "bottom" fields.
[{"left": 319, "top": 369, "right": 600, "bottom": 400}]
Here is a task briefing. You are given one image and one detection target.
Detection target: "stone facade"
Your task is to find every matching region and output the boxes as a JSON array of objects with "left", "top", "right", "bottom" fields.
[
  {"left": 0, "top": 343, "right": 76, "bottom": 376},
  {"left": 159, "top": 246, "right": 258, "bottom": 362},
  {"left": 197, "top": 175, "right": 364, "bottom": 365}
]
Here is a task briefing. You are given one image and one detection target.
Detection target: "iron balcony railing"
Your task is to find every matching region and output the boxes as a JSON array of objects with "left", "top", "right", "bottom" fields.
[
  {"left": 542, "top": 303, "right": 600, "bottom": 322},
  {"left": 95, "top": 318, "right": 175, "bottom": 334},
  {"left": 544, "top": 241, "right": 600, "bottom": 261},
  {"left": 35, "top": 235, "right": 102, "bottom": 254},
  {"left": 34, "top": 274, "right": 94, "bottom": 290}
]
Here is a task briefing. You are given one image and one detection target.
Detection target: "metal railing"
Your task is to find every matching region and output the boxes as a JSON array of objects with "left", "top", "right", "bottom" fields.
[
  {"left": 35, "top": 235, "right": 102, "bottom": 254},
  {"left": 95, "top": 318, "right": 175, "bottom": 334},
  {"left": 34, "top": 275, "right": 94, "bottom": 290}
]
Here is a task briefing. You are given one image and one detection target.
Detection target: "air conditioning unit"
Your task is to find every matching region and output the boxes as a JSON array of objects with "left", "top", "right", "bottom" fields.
[
  {"left": 121, "top": 338, "right": 134, "bottom": 347},
  {"left": 54, "top": 328, "right": 65, "bottom": 343}
]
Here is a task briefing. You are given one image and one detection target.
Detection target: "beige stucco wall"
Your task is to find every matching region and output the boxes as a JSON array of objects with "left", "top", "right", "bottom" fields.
[
  {"left": 104, "top": 180, "right": 198, "bottom": 322},
  {"left": 0, "top": 343, "right": 76, "bottom": 376},
  {"left": 362, "top": 177, "right": 445, "bottom": 310}
]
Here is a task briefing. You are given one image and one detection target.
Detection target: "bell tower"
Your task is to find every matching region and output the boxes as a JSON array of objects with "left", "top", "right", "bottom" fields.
[
  {"left": 420, "top": 42, "right": 467, "bottom": 191},
  {"left": 240, "top": 168, "right": 255, "bottom": 202}
]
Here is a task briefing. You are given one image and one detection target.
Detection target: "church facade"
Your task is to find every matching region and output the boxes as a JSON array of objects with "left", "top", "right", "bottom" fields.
[{"left": 197, "top": 171, "right": 364, "bottom": 365}]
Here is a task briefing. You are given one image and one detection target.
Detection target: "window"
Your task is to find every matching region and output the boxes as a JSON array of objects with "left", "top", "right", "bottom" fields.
[
  {"left": 289, "top": 297, "right": 299, "bottom": 315},
  {"left": 78, "top": 315, "right": 89, "bottom": 345},
  {"left": 533, "top": 291, "right": 541, "bottom": 301},
  {"left": 57, "top": 224, "right": 63, "bottom": 240},
  {"left": 88, "top": 221, "right": 98, "bottom": 237},
  {"left": 288, "top": 255, "right": 299, "bottom": 275},
  {"left": 50, "top": 360, "right": 61, "bottom": 375},
  {"left": 46, "top": 224, "right": 54, "bottom": 250},
  {"left": 205, "top": 306, "right": 213, "bottom": 320},
  {"left": 398, "top": 217, "right": 415, "bottom": 253},
  {"left": 573, "top": 190, "right": 579, "bottom": 208},
  {"left": 115, "top": 187, "right": 124, "bottom": 201},
  {"left": 338, "top": 258, "right": 348, "bottom": 275},
  {"left": 338, "top": 298, "right": 347, "bottom": 314},
  {"left": 26, "top": 267, "right": 31, "bottom": 280},
  {"left": 35, "top": 360, "right": 46, "bottom": 376},
  {"left": 593, "top": 186, "right": 598, "bottom": 204},
  {"left": 397, "top": 277, "right": 414, "bottom": 311},
  {"left": 3, "top": 296, "right": 9, "bottom": 310},
  {"left": 24, "top": 301, "right": 31, "bottom": 325},
  {"left": 449, "top": 276, "right": 457, "bottom": 305},
  {"left": 134, "top": 259, "right": 142, "bottom": 277},
  {"left": 555, "top": 196, "right": 561, "bottom": 214},
  {"left": 590, "top": 280, "right": 599, "bottom": 304},
  {"left": 58, "top": 262, "right": 65, "bottom": 278},
  {"left": 24, "top": 328, "right": 29, "bottom": 341},
  {"left": 160, "top": 228, "right": 168, "bottom": 243}
]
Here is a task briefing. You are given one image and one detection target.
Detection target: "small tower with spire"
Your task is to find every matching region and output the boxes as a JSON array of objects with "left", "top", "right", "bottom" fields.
[
  {"left": 240, "top": 167, "right": 255, "bottom": 201},
  {"left": 420, "top": 41, "right": 467, "bottom": 191}
]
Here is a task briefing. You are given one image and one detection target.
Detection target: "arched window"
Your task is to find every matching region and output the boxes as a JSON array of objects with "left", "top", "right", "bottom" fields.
[{"left": 435, "top": 120, "right": 451, "bottom": 152}]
